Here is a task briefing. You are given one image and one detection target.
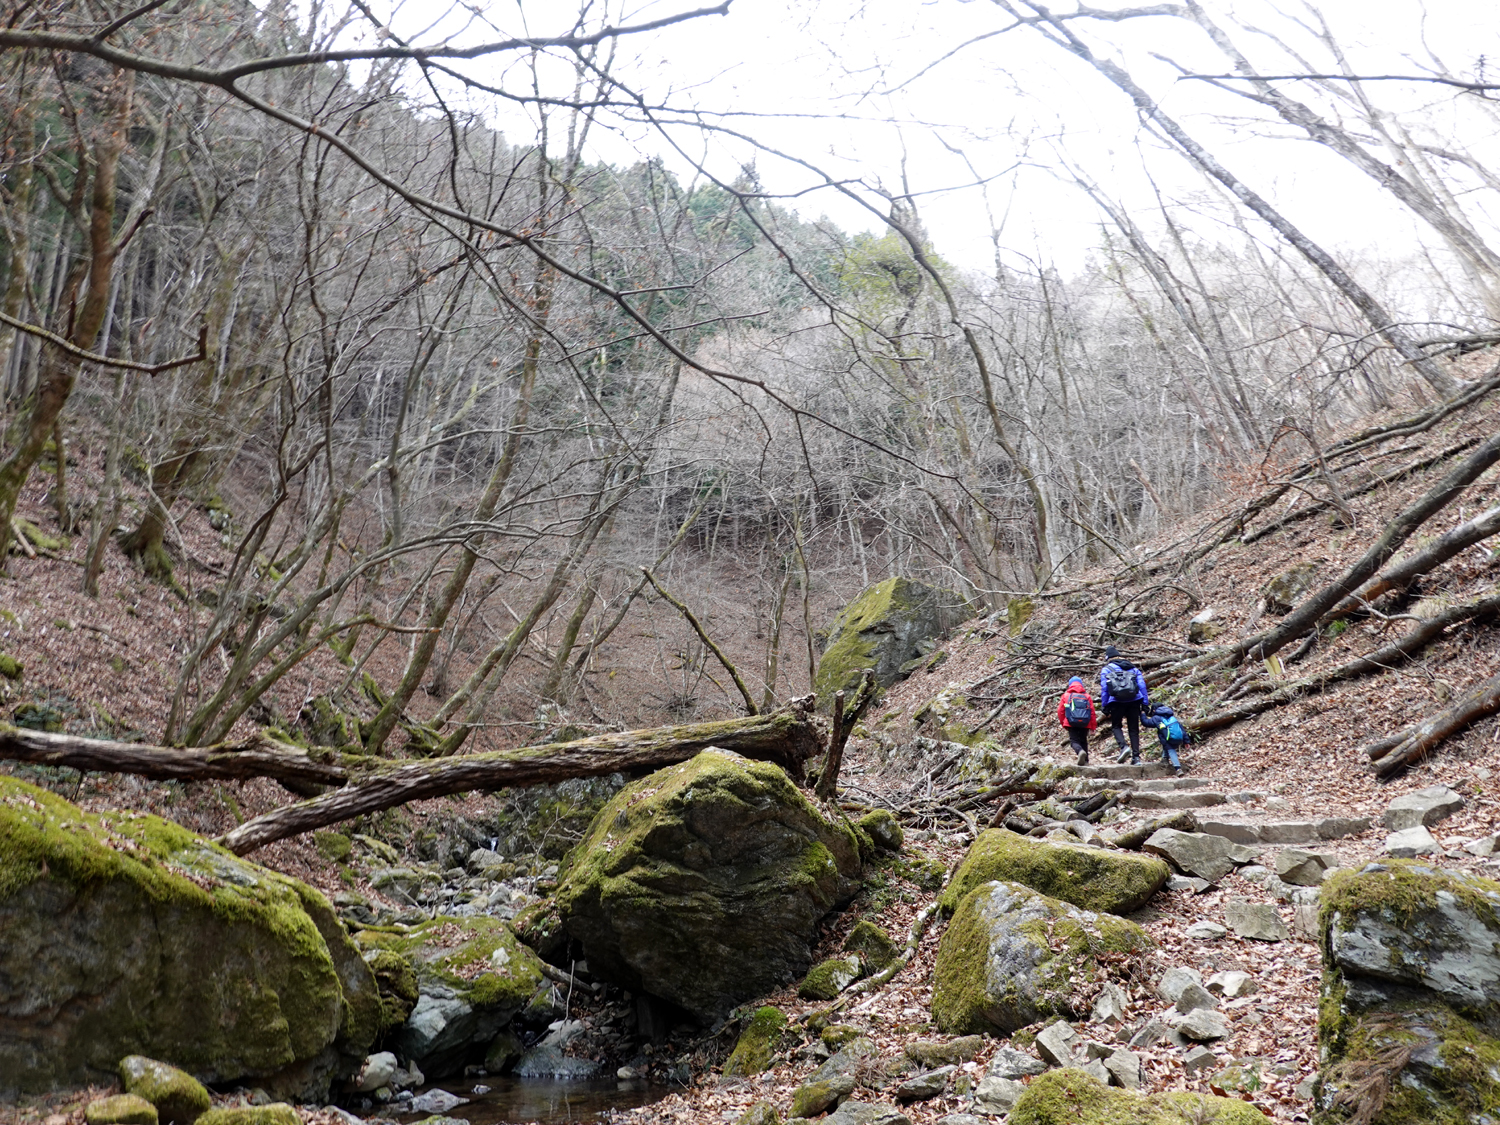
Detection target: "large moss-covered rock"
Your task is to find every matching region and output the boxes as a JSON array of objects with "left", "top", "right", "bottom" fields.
[
  {"left": 931, "top": 880, "right": 1150, "bottom": 1036},
  {"left": 814, "top": 577, "right": 973, "bottom": 699},
  {"left": 1011, "top": 1068, "right": 1267, "bottom": 1124},
  {"left": 723, "top": 1005, "right": 787, "bottom": 1077},
  {"left": 0, "top": 776, "right": 378, "bottom": 1098},
  {"left": 1316, "top": 860, "right": 1500, "bottom": 1125},
  {"left": 354, "top": 915, "right": 546, "bottom": 1077},
  {"left": 555, "top": 749, "right": 862, "bottom": 1021},
  {"left": 939, "top": 829, "right": 1169, "bottom": 917},
  {"left": 119, "top": 1056, "right": 209, "bottom": 1125}
]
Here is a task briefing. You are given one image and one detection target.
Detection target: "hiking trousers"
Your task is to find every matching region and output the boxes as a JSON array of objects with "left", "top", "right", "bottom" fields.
[
  {"left": 1105, "top": 702, "right": 1141, "bottom": 758},
  {"left": 1067, "top": 724, "right": 1090, "bottom": 758}
]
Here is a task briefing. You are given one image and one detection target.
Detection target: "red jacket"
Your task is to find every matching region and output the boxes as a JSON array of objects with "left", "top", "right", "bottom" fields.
[{"left": 1057, "top": 683, "right": 1097, "bottom": 730}]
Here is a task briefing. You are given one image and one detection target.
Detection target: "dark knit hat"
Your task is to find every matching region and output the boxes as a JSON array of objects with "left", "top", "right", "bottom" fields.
[{"left": 1104, "top": 645, "right": 1121, "bottom": 659}]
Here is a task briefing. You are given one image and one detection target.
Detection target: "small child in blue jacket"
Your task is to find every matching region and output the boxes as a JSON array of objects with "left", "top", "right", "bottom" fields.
[{"left": 1142, "top": 703, "right": 1187, "bottom": 774}]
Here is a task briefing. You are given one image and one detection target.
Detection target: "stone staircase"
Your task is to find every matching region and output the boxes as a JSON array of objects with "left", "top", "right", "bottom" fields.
[{"left": 1075, "top": 763, "right": 1371, "bottom": 845}]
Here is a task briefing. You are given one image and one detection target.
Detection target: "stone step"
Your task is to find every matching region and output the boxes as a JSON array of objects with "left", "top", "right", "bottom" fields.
[
  {"left": 1124, "top": 790, "right": 1228, "bottom": 810},
  {"left": 1076, "top": 763, "right": 1177, "bottom": 780},
  {"left": 1196, "top": 816, "right": 1372, "bottom": 845},
  {"left": 1135, "top": 777, "right": 1221, "bottom": 793}
]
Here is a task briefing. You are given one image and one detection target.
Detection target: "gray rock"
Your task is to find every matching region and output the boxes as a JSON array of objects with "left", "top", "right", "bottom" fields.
[
  {"left": 894, "top": 1066, "right": 952, "bottom": 1102},
  {"left": 1128, "top": 1018, "right": 1171, "bottom": 1048},
  {"left": 1091, "top": 982, "right": 1128, "bottom": 1025},
  {"left": 972, "top": 1075, "right": 1024, "bottom": 1113},
  {"left": 824, "top": 1102, "right": 913, "bottom": 1125},
  {"left": 1237, "top": 864, "right": 1273, "bottom": 883},
  {"left": 1157, "top": 967, "right": 1205, "bottom": 1003},
  {"left": 1143, "top": 829, "right": 1241, "bottom": 882},
  {"left": 407, "top": 1089, "right": 468, "bottom": 1115},
  {"left": 1080, "top": 1058, "right": 1111, "bottom": 1084},
  {"left": 1185, "top": 921, "right": 1227, "bottom": 940},
  {"left": 1384, "top": 785, "right": 1465, "bottom": 831},
  {"left": 1167, "top": 874, "right": 1213, "bottom": 894},
  {"left": 1258, "top": 823, "right": 1319, "bottom": 845},
  {"left": 1104, "top": 1048, "right": 1142, "bottom": 1089},
  {"left": 936, "top": 1116, "right": 989, "bottom": 1125},
  {"left": 1276, "top": 849, "right": 1337, "bottom": 886},
  {"left": 814, "top": 577, "right": 973, "bottom": 697},
  {"left": 513, "top": 1043, "right": 603, "bottom": 1079},
  {"left": 1175, "top": 982, "right": 1219, "bottom": 1013},
  {"left": 1035, "top": 1020, "right": 1081, "bottom": 1067},
  {"left": 1263, "top": 562, "right": 1320, "bottom": 615},
  {"left": 985, "top": 1046, "right": 1046, "bottom": 1080},
  {"left": 811, "top": 1039, "right": 879, "bottom": 1083},
  {"left": 905, "top": 1036, "right": 984, "bottom": 1069},
  {"left": 1384, "top": 825, "right": 1440, "bottom": 858},
  {"left": 554, "top": 750, "right": 862, "bottom": 1022},
  {"left": 930, "top": 881, "right": 1149, "bottom": 1035},
  {"left": 1188, "top": 609, "right": 1221, "bottom": 644},
  {"left": 791, "top": 1074, "right": 856, "bottom": 1118},
  {"left": 1175, "top": 1008, "right": 1230, "bottom": 1041},
  {"left": 1225, "top": 899, "right": 1289, "bottom": 941},
  {"left": 1181, "top": 1045, "right": 1218, "bottom": 1074},
  {"left": 1196, "top": 820, "right": 1263, "bottom": 845},
  {"left": 1128, "top": 791, "right": 1227, "bottom": 810},
  {"left": 1316, "top": 816, "right": 1372, "bottom": 840},
  {"left": 1293, "top": 903, "right": 1320, "bottom": 940},
  {"left": 1207, "top": 971, "right": 1257, "bottom": 998},
  {"left": 1464, "top": 835, "right": 1499, "bottom": 857},
  {"left": 353, "top": 1052, "right": 398, "bottom": 1093}
]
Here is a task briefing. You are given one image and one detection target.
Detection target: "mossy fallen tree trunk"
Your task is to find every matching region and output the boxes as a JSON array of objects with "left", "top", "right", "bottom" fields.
[
  {"left": 1365, "top": 670, "right": 1500, "bottom": 778},
  {"left": 0, "top": 724, "right": 352, "bottom": 787},
  {"left": 218, "top": 708, "right": 824, "bottom": 855}
]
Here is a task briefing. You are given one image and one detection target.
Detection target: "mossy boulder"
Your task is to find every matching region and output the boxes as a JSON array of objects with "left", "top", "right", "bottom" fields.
[
  {"left": 1011, "top": 1068, "right": 1267, "bottom": 1124},
  {"left": 723, "top": 1005, "right": 788, "bottom": 1077},
  {"left": 119, "top": 1056, "right": 209, "bottom": 1125},
  {"left": 1263, "top": 562, "right": 1321, "bottom": 616},
  {"left": 359, "top": 947, "right": 419, "bottom": 1033},
  {"left": 0, "top": 777, "right": 378, "bottom": 1099},
  {"left": 85, "top": 1094, "right": 159, "bottom": 1125},
  {"left": 555, "top": 749, "right": 862, "bottom": 1021},
  {"left": 854, "top": 809, "right": 903, "bottom": 855},
  {"left": 0, "top": 653, "right": 21, "bottom": 680},
  {"left": 1316, "top": 860, "right": 1500, "bottom": 1124},
  {"left": 354, "top": 915, "right": 546, "bottom": 1077},
  {"left": 931, "top": 879, "right": 1151, "bottom": 1036},
  {"left": 939, "top": 829, "right": 1169, "bottom": 917},
  {"left": 799, "top": 955, "right": 862, "bottom": 1000},
  {"left": 843, "top": 920, "right": 899, "bottom": 973},
  {"left": 814, "top": 577, "right": 973, "bottom": 700}
]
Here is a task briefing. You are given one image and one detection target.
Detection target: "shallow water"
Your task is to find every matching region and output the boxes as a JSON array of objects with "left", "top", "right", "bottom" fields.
[{"left": 389, "top": 1077, "right": 669, "bottom": 1125}]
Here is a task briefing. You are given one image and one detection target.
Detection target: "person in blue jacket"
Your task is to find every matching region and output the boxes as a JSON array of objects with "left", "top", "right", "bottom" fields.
[{"left": 1100, "top": 645, "right": 1149, "bottom": 765}]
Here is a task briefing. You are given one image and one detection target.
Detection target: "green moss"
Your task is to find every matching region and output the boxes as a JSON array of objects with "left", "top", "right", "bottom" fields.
[
  {"left": 13, "top": 516, "right": 65, "bottom": 553},
  {"left": 798, "top": 955, "right": 861, "bottom": 1000},
  {"left": 723, "top": 1006, "right": 787, "bottom": 1077},
  {"left": 843, "top": 919, "right": 898, "bottom": 972},
  {"left": 355, "top": 915, "right": 543, "bottom": 1013},
  {"left": 1012, "top": 1068, "right": 1268, "bottom": 1124},
  {"left": 821, "top": 1023, "right": 861, "bottom": 1049},
  {"left": 734, "top": 1102, "right": 781, "bottom": 1125},
  {"left": 12, "top": 703, "right": 63, "bottom": 732},
  {"left": 0, "top": 653, "right": 21, "bottom": 680},
  {"left": 312, "top": 832, "right": 352, "bottom": 863},
  {"left": 2, "top": 778, "right": 362, "bottom": 1092},
  {"left": 1319, "top": 859, "right": 1500, "bottom": 939},
  {"left": 790, "top": 1075, "right": 855, "bottom": 1118},
  {"left": 813, "top": 576, "right": 971, "bottom": 700},
  {"left": 119, "top": 1057, "right": 211, "bottom": 1125},
  {"left": 939, "top": 829, "right": 1169, "bottom": 917},
  {"left": 931, "top": 880, "right": 1150, "bottom": 1036},
  {"left": 1006, "top": 597, "right": 1034, "bottom": 636},
  {"left": 885, "top": 849, "right": 946, "bottom": 892},
  {"left": 84, "top": 1094, "right": 159, "bottom": 1125},
  {"left": 853, "top": 809, "right": 903, "bottom": 855}
]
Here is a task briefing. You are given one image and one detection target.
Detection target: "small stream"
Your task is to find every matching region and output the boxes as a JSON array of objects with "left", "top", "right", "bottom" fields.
[{"left": 387, "top": 1077, "right": 670, "bottom": 1125}]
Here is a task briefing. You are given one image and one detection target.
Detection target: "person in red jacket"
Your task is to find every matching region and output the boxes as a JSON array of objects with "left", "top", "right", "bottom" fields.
[{"left": 1057, "top": 676, "right": 1097, "bottom": 765}]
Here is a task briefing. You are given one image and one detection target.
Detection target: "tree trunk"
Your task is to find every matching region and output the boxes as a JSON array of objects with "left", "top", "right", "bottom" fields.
[
  {"left": 218, "top": 707, "right": 824, "bottom": 855},
  {"left": 1367, "top": 671, "right": 1500, "bottom": 778},
  {"left": 1325, "top": 504, "right": 1500, "bottom": 620}
]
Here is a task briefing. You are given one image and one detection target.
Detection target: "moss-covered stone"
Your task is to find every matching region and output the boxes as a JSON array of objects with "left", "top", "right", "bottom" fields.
[
  {"left": 1011, "top": 1068, "right": 1267, "bottom": 1124},
  {"left": 843, "top": 919, "right": 899, "bottom": 973},
  {"left": 854, "top": 810, "right": 903, "bottom": 854},
  {"left": 814, "top": 577, "right": 973, "bottom": 700},
  {"left": 360, "top": 947, "right": 419, "bottom": 1032},
  {"left": 790, "top": 1074, "right": 856, "bottom": 1118},
  {"left": 0, "top": 653, "right": 21, "bottom": 681},
  {"left": 0, "top": 779, "right": 377, "bottom": 1099},
  {"left": 119, "top": 1057, "right": 210, "bottom": 1125},
  {"left": 512, "top": 899, "right": 569, "bottom": 964},
  {"left": 313, "top": 831, "right": 352, "bottom": 863},
  {"left": 939, "top": 829, "right": 1169, "bottom": 917},
  {"left": 735, "top": 1102, "right": 782, "bottom": 1125},
  {"left": 931, "top": 880, "right": 1151, "bottom": 1036},
  {"left": 355, "top": 915, "right": 545, "bottom": 1075},
  {"left": 195, "top": 1107, "right": 300, "bottom": 1125},
  {"left": 723, "top": 1005, "right": 788, "bottom": 1077},
  {"left": 1316, "top": 860, "right": 1500, "bottom": 1124},
  {"left": 799, "top": 955, "right": 861, "bottom": 1000},
  {"left": 12, "top": 702, "right": 63, "bottom": 731},
  {"left": 85, "top": 1094, "right": 159, "bottom": 1125},
  {"left": 555, "top": 750, "right": 862, "bottom": 1020}
]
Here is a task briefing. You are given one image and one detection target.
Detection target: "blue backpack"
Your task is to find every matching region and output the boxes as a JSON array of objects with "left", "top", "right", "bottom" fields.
[{"left": 1151, "top": 704, "right": 1186, "bottom": 746}]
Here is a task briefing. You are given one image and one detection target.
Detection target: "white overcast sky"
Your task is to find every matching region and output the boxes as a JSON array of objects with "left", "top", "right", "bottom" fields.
[{"left": 371, "top": 0, "right": 1499, "bottom": 281}]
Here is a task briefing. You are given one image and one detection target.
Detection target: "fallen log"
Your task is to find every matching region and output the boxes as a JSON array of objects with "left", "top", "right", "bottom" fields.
[
  {"left": 1324, "top": 503, "right": 1500, "bottom": 621},
  {"left": 1367, "top": 670, "right": 1500, "bottom": 778},
  {"left": 218, "top": 708, "right": 823, "bottom": 855},
  {"left": 1102, "top": 810, "right": 1199, "bottom": 850},
  {"left": 0, "top": 725, "right": 352, "bottom": 788},
  {"left": 1190, "top": 594, "right": 1500, "bottom": 734}
]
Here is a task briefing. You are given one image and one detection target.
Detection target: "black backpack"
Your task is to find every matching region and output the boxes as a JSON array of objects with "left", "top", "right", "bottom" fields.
[
  {"left": 1064, "top": 692, "right": 1091, "bottom": 724},
  {"left": 1104, "top": 664, "right": 1139, "bottom": 703}
]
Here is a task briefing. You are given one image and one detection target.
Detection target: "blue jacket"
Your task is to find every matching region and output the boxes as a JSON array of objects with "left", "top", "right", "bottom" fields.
[{"left": 1100, "top": 660, "right": 1149, "bottom": 709}]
